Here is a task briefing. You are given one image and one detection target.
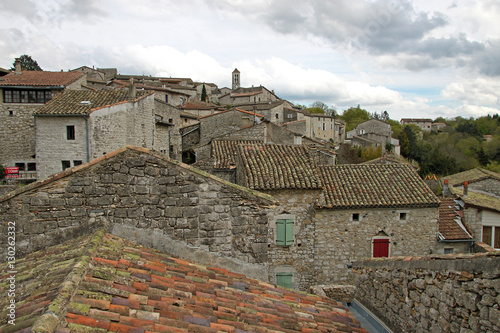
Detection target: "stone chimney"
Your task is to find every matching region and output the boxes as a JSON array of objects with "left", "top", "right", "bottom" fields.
[
  {"left": 128, "top": 78, "right": 136, "bottom": 100},
  {"left": 14, "top": 58, "right": 21, "bottom": 74},
  {"left": 443, "top": 179, "right": 449, "bottom": 197},
  {"left": 463, "top": 181, "right": 468, "bottom": 196}
]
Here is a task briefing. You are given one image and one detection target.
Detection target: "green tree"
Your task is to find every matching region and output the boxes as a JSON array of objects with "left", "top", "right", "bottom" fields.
[
  {"left": 477, "top": 148, "right": 489, "bottom": 166},
  {"left": 340, "top": 106, "right": 370, "bottom": 132},
  {"left": 201, "top": 84, "right": 207, "bottom": 102},
  {"left": 400, "top": 131, "right": 411, "bottom": 157},
  {"left": 11, "top": 54, "right": 42, "bottom": 71},
  {"left": 308, "top": 101, "right": 336, "bottom": 116}
]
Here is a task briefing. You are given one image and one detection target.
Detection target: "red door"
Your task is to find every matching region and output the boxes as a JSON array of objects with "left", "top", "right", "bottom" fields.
[{"left": 373, "top": 239, "right": 389, "bottom": 257}]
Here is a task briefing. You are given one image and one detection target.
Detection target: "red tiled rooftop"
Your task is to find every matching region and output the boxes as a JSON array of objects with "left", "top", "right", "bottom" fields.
[
  {"left": 0, "top": 70, "right": 84, "bottom": 87},
  {"left": 438, "top": 198, "right": 474, "bottom": 240},
  {"left": 0, "top": 229, "right": 367, "bottom": 332}
]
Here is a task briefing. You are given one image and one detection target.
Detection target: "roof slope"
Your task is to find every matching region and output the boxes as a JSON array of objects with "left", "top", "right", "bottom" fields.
[
  {"left": 438, "top": 198, "right": 474, "bottom": 241},
  {"left": 0, "top": 230, "right": 367, "bottom": 332},
  {"left": 0, "top": 70, "right": 84, "bottom": 87},
  {"left": 34, "top": 89, "right": 152, "bottom": 115},
  {"left": 238, "top": 144, "right": 321, "bottom": 190},
  {"left": 449, "top": 187, "right": 500, "bottom": 213},
  {"left": 318, "top": 164, "right": 440, "bottom": 209},
  {"left": 443, "top": 168, "right": 500, "bottom": 186},
  {"left": 212, "top": 140, "right": 263, "bottom": 169}
]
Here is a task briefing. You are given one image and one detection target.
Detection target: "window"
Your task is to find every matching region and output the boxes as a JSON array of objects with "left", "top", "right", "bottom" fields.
[
  {"left": 352, "top": 213, "right": 360, "bottom": 221},
  {"left": 62, "top": 160, "right": 71, "bottom": 170},
  {"left": 165, "top": 94, "right": 169, "bottom": 103},
  {"left": 3, "top": 89, "right": 52, "bottom": 104},
  {"left": 8, "top": 110, "right": 13, "bottom": 116},
  {"left": 276, "top": 273, "right": 292, "bottom": 289},
  {"left": 373, "top": 238, "right": 389, "bottom": 257},
  {"left": 275, "top": 113, "right": 279, "bottom": 119},
  {"left": 73, "top": 160, "right": 82, "bottom": 166},
  {"left": 67, "top": 126, "right": 75, "bottom": 140},
  {"left": 276, "top": 219, "right": 293, "bottom": 246},
  {"left": 15, "top": 162, "right": 25, "bottom": 171},
  {"left": 399, "top": 212, "right": 407, "bottom": 220},
  {"left": 444, "top": 248, "right": 454, "bottom": 254},
  {"left": 482, "top": 226, "right": 500, "bottom": 249},
  {"left": 27, "top": 163, "right": 36, "bottom": 171},
  {"left": 168, "top": 118, "right": 173, "bottom": 124}
]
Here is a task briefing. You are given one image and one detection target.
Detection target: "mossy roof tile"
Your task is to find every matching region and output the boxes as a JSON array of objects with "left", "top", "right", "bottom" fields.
[
  {"left": 318, "top": 164, "right": 440, "bottom": 209},
  {"left": 0, "top": 230, "right": 367, "bottom": 332}
]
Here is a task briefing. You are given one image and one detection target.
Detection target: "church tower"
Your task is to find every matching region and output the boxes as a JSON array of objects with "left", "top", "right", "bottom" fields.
[{"left": 232, "top": 68, "right": 240, "bottom": 90}]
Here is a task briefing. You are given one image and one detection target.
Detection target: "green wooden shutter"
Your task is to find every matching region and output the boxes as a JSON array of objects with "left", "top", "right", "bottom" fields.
[
  {"left": 285, "top": 219, "right": 293, "bottom": 246},
  {"left": 277, "top": 219, "right": 294, "bottom": 246},
  {"left": 276, "top": 273, "right": 293, "bottom": 289},
  {"left": 276, "top": 219, "right": 286, "bottom": 246}
]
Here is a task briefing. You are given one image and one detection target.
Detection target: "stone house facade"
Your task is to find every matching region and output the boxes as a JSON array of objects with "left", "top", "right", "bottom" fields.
[
  {"left": 347, "top": 118, "right": 398, "bottom": 154},
  {"left": 315, "top": 164, "right": 440, "bottom": 283},
  {"left": 234, "top": 144, "right": 323, "bottom": 289},
  {"left": 0, "top": 67, "right": 86, "bottom": 179},
  {"left": 297, "top": 111, "right": 345, "bottom": 144},
  {"left": 400, "top": 118, "right": 433, "bottom": 131},
  {"left": 442, "top": 168, "right": 500, "bottom": 250},
  {"left": 34, "top": 89, "right": 155, "bottom": 179},
  {"left": 234, "top": 100, "right": 296, "bottom": 124},
  {"left": 218, "top": 86, "right": 279, "bottom": 106}
]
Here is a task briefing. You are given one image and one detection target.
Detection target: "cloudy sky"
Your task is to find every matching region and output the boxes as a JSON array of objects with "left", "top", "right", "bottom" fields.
[{"left": 1, "top": 0, "right": 499, "bottom": 120}]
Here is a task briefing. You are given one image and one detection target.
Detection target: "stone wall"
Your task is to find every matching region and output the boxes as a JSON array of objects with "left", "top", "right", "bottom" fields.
[
  {"left": 265, "top": 189, "right": 322, "bottom": 290},
  {"left": 153, "top": 99, "right": 182, "bottom": 160},
  {"left": 315, "top": 207, "right": 439, "bottom": 284},
  {"left": 35, "top": 115, "right": 88, "bottom": 179},
  {"left": 353, "top": 252, "right": 500, "bottom": 333},
  {"left": 0, "top": 76, "right": 86, "bottom": 168},
  {"left": 0, "top": 148, "right": 276, "bottom": 280}
]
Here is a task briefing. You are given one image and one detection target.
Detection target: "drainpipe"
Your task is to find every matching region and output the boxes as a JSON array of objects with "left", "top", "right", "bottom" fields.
[
  {"left": 85, "top": 115, "right": 90, "bottom": 162},
  {"left": 463, "top": 181, "right": 468, "bottom": 196}
]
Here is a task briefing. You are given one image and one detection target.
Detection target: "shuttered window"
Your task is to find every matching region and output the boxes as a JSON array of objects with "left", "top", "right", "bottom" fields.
[
  {"left": 276, "top": 219, "right": 293, "bottom": 246},
  {"left": 373, "top": 238, "right": 389, "bottom": 258},
  {"left": 276, "top": 273, "right": 292, "bottom": 289}
]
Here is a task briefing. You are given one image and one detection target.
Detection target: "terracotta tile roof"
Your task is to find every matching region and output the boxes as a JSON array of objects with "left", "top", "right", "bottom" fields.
[
  {"left": 0, "top": 230, "right": 367, "bottom": 332},
  {"left": 443, "top": 168, "right": 500, "bottom": 187},
  {"left": 237, "top": 144, "right": 321, "bottom": 190},
  {"left": 0, "top": 70, "right": 84, "bottom": 87},
  {"left": 212, "top": 140, "right": 264, "bottom": 169},
  {"left": 438, "top": 198, "right": 474, "bottom": 241},
  {"left": 450, "top": 187, "right": 500, "bottom": 213},
  {"left": 318, "top": 164, "right": 440, "bottom": 209},
  {"left": 34, "top": 89, "right": 153, "bottom": 115}
]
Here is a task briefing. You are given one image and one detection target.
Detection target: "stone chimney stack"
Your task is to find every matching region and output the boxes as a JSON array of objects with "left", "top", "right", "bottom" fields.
[
  {"left": 443, "top": 179, "right": 449, "bottom": 197},
  {"left": 463, "top": 181, "right": 468, "bottom": 196},
  {"left": 128, "top": 78, "right": 136, "bottom": 100},
  {"left": 14, "top": 58, "right": 22, "bottom": 74}
]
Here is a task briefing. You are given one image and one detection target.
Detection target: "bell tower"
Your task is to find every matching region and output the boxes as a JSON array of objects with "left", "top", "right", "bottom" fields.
[{"left": 232, "top": 68, "right": 240, "bottom": 90}]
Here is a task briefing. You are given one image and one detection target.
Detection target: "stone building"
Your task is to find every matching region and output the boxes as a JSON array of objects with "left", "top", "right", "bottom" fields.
[
  {"left": 441, "top": 168, "right": 500, "bottom": 250},
  {"left": 315, "top": 164, "right": 440, "bottom": 283},
  {"left": 0, "top": 63, "right": 86, "bottom": 179},
  {"left": 346, "top": 118, "right": 399, "bottom": 154},
  {"left": 400, "top": 118, "right": 433, "bottom": 131},
  {"left": 294, "top": 111, "right": 346, "bottom": 144},
  {"left": 1, "top": 144, "right": 441, "bottom": 292},
  {"left": 34, "top": 88, "right": 156, "bottom": 179},
  {"left": 234, "top": 100, "right": 296, "bottom": 124},
  {"left": 234, "top": 144, "right": 323, "bottom": 289},
  {"left": 219, "top": 86, "right": 280, "bottom": 106}
]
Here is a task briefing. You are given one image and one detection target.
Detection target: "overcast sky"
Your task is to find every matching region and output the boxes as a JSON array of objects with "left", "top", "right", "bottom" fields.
[{"left": 1, "top": 0, "right": 499, "bottom": 120}]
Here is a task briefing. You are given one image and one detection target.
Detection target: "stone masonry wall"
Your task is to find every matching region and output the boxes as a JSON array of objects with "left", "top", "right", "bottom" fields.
[
  {"left": 315, "top": 207, "right": 439, "bottom": 285},
  {"left": 0, "top": 148, "right": 276, "bottom": 280},
  {"left": 265, "top": 189, "right": 321, "bottom": 290},
  {"left": 353, "top": 252, "right": 500, "bottom": 333}
]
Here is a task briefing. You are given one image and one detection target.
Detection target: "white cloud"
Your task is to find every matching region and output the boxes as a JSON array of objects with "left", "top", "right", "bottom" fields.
[{"left": 442, "top": 77, "right": 500, "bottom": 106}]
